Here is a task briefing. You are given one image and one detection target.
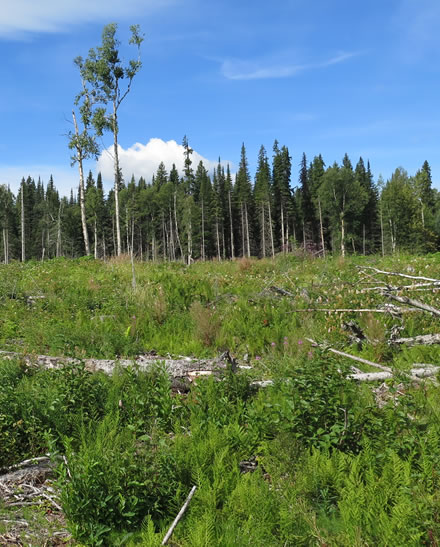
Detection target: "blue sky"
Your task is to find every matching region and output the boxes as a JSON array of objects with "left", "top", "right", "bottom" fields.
[{"left": 1, "top": 0, "right": 440, "bottom": 195}]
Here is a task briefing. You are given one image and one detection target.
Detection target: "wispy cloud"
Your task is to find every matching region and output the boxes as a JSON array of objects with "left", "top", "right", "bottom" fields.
[
  {"left": 220, "top": 50, "right": 361, "bottom": 81},
  {"left": 393, "top": 0, "right": 440, "bottom": 59},
  {"left": 0, "top": 0, "right": 177, "bottom": 39}
]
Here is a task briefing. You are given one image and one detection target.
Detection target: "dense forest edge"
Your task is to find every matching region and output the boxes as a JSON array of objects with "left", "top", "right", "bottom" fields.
[
  {"left": 1, "top": 149, "right": 439, "bottom": 265},
  {"left": 1, "top": 253, "right": 440, "bottom": 545}
]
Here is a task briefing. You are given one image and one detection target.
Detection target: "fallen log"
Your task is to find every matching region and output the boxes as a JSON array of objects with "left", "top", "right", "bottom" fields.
[
  {"left": 384, "top": 293, "right": 440, "bottom": 317},
  {"left": 0, "top": 349, "right": 237, "bottom": 381},
  {"left": 288, "top": 307, "right": 416, "bottom": 314},
  {"left": 391, "top": 333, "right": 440, "bottom": 346}
]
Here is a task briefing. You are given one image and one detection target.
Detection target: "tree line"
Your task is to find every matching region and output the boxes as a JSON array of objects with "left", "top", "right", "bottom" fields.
[{"left": 0, "top": 145, "right": 439, "bottom": 263}]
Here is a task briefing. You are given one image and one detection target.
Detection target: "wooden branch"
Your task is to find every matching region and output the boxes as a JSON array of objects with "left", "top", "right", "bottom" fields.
[
  {"left": 360, "top": 282, "right": 440, "bottom": 292},
  {"left": 385, "top": 293, "right": 440, "bottom": 317},
  {"left": 305, "top": 338, "right": 392, "bottom": 372},
  {"left": 391, "top": 333, "right": 440, "bottom": 346},
  {"left": 162, "top": 485, "right": 197, "bottom": 545},
  {"left": 357, "top": 265, "right": 440, "bottom": 283}
]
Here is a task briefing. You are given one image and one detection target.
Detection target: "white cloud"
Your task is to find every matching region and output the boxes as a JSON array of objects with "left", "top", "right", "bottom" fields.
[
  {"left": 0, "top": 0, "right": 176, "bottom": 38},
  {"left": 220, "top": 50, "right": 360, "bottom": 81},
  {"left": 97, "top": 138, "right": 233, "bottom": 184}
]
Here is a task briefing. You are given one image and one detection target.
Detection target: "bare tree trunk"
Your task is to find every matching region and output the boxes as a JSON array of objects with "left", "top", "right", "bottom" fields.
[
  {"left": 268, "top": 201, "right": 275, "bottom": 258},
  {"left": 201, "top": 199, "right": 205, "bottom": 261},
  {"left": 162, "top": 214, "right": 167, "bottom": 260},
  {"left": 245, "top": 203, "right": 250, "bottom": 258},
  {"left": 228, "top": 190, "right": 235, "bottom": 259},
  {"left": 139, "top": 226, "right": 143, "bottom": 261},
  {"left": 112, "top": 216, "right": 116, "bottom": 256},
  {"left": 3, "top": 227, "right": 8, "bottom": 264},
  {"left": 281, "top": 206, "right": 285, "bottom": 254},
  {"left": 103, "top": 233, "right": 106, "bottom": 261},
  {"left": 174, "top": 192, "right": 183, "bottom": 260},
  {"left": 261, "top": 206, "right": 266, "bottom": 258},
  {"left": 380, "top": 207, "right": 384, "bottom": 257},
  {"left": 389, "top": 218, "right": 395, "bottom": 254},
  {"left": 72, "top": 110, "right": 90, "bottom": 256},
  {"left": 168, "top": 210, "right": 174, "bottom": 261},
  {"left": 113, "top": 106, "right": 122, "bottom": 256},
  {"left": 302, "top": 220, "right": 306, "bottom": 251},
  {"left": 56, "top": 202, "right": 63, "bottom": 258},
  {"left": 362, "top": 224, "right": 366, "bottom": 255},
  {"left": 318, "top": 197, "right": 325, "bottom": 258},
  {"left": 94, "top": 218, "right": 98, "bottom": 259},
  {"left": 21, "top": 180, "right": 25, "bottom": 262},
  {"left": 340, "top": 213, "right": 345, "bottom": 257},
  {"left": 241, "top": 202, "right": 245, "bottom": 257},
  {"left": 187, "top": 216, "right": 192, "bottom": 265},
  {"left": 216, "top": 220, "right": 221, "bottom": 261}
]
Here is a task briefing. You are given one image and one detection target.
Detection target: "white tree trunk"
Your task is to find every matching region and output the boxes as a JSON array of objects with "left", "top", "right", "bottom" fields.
[{"left": 72, "top": 110, "right": 90, "bottom": 256}]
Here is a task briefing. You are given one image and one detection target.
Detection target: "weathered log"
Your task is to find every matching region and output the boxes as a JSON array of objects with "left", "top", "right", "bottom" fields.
[
  {"left": 391, "top": 333, "right": 440, "bottom": 346},
  {"left": 0, "top": 349, "right": 237, "bottom": 380}
]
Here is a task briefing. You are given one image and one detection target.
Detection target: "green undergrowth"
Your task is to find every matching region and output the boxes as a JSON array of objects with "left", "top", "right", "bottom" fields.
[
  {"left": 0, "top": 253, "right": 439, "bottom": 363},
  {"left": 1, "top": 352, "right": 440, "bottom": 545},
  {"left": 1, "top": 253, "right": 440, "bottom": 544}
]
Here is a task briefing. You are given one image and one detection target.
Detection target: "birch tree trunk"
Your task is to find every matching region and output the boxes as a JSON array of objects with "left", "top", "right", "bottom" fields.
[
  {"left": 113, "top": 104, "right": 122, "bottom": 256},
  {"left": 56, "top": 201, "right": 62, "bottom": 258},
  {"left": 380, "top": 207, "right": 384, "bottom": 257},
  {"left": 245, "top": 202, "right": 250, "bottom": 258},
  {"left": 318, "top": 197, "right": 325, "bottom": 258},
  {"left": 174, "top": 192, "right": 183, "bottom": 260},
  {"left": 281, "top": 206, "right": 285, "bottom": 254},
  {"left": 340, "top": 213, "right": 345, "bottom": 257},
  {"left": 268, "top": 201, "right": 275, "bottom": 258},
  {"left": 261, "top": 206, "right": 266, "bottom": 258},
  {"left": 201, "top": 199, "right": 205, "bottom": 261},
  {"left": 94, "top": 218, "right": 98, "bottom": 259},
  {"left": 72, "top": 110, "right": 90, "bottom": 256},
  {"left": 3, "top": 227, "right": 8, "bottom": 264}
]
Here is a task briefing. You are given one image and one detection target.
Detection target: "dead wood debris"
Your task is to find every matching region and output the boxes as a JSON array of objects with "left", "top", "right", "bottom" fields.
[{"left": 0, "top": 456, "right": 71, "bottom": 545}]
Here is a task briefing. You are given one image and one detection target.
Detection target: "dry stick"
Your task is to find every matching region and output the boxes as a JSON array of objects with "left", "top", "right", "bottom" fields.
[
  {"left": 305, "top": 338, "right": 392, "bottom": 372},
  {"left": 162, "top": 485, "right": 197, "bottom": 545},
  {"left": 385, "top": 293, "right": 440, "bottom": 317},
  {"left": 357, "top": 265, "right": 440, "bottom": 283}
]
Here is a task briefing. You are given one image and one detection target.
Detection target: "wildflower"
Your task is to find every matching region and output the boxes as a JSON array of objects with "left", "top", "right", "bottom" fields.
[
  {"left": 298, "top": 339, "right": 303, "bottom": 345},
  {"left": 271, "top": 342, "right": 276, "bottom": 347},
  {"left": 283, "top": 340, "right": 288, "bottom": 346},
  {"left": 255, "top": 355, "right": 261, "bottom": 361},
  {"left": 308, "top": 351, "right": 313, "bottom": 359}
]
